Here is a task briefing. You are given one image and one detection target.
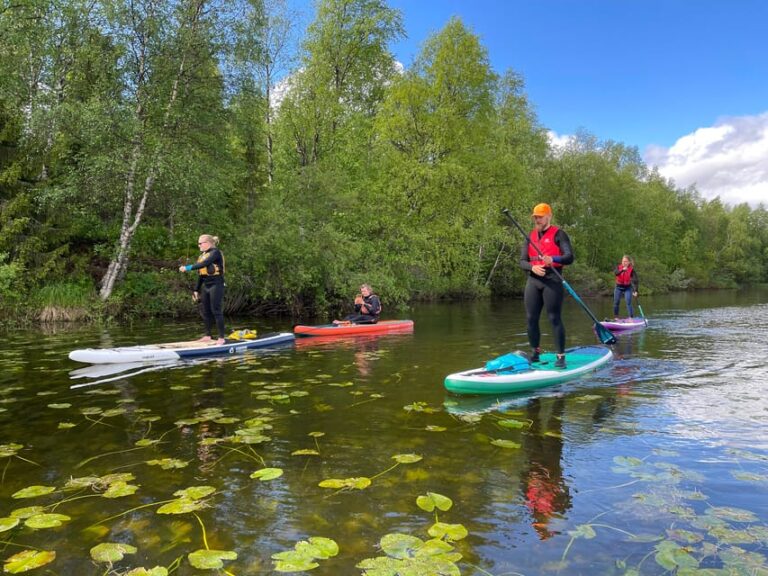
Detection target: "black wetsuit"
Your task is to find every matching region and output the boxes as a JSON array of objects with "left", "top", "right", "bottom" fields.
[
  {"left": 519, "top": 228, "right": 574, "bottom": 354},
  {"left": 345, "top": 293, "right": 382, "bottom": 324},
  {"left": 190, "top": 247, "right": 226, "bottom": 339}
]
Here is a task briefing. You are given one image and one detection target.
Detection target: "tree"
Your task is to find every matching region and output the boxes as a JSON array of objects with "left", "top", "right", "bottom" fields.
[{"left": 98, "top": 0, "right": 225, "bottom": 300}]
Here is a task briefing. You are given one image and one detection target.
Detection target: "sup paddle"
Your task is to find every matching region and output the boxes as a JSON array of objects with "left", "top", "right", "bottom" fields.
[
  {"left": 636, "top": 295, "right": 646, "bottom": 320},
  {"left": 502, "top": 208, "right": 617, "bottom": 346}
]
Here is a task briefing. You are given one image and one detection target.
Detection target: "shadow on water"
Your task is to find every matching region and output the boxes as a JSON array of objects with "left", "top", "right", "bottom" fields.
[{"left": 0, "top": 287, "right": 767, "bottom": 574}]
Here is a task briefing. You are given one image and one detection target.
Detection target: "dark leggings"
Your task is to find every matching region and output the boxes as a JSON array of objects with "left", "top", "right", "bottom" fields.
[
  {"left": 344, "top": 314, "right": 378, "bottom": 324},
  {"left": 201, "top": 281, "right": 226, "bottom": 338},
  {"left": 524, "top": 275, "right": 566, "bottom": 354},
  {"left": 613, "top": 286, "right": 634, "bottom": 317}
]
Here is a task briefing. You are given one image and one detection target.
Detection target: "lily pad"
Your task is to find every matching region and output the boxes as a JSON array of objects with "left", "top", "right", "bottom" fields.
[
  {"left": 135, "top": 439, "right": 160, "bottom": 447},
  {"left": 250, "top": 468, "right": 284, "bottom": 481},
  {"left": 380, "top": 534, "right": 424, "bottom": 559},
  {"left": 292, "top": 449, "right": 320, "bottom": 456},
  {"left": 272, "top": 537, "right": 338, "bottom": 572},
  {"left": 706, "top": 506, "right": 759, "bottom": 523},
  {"left": 392, "top": 454, "right": 423, "bottom": 464},
  {"left": 428, "top": 522, "right": 468, "bottom": 541},
  {"left": 9, "top": 507, "right": 44, "bottom": 519},
  {"left": 273, "top": 557, "right": 319, "bottom": 572},
  {"left": 64, "top": 476, "right": 99, "bottom": 490},
  {"left": 188, "top": 549, "right": 237, "bottom": 569},
  {"left": 124, "top": 568, "right": 168, "bottom": 576},
  {"left": 24, "top": 513, "right": 71, "bottom": 529},
  {"left": 145, "top": 458, "right": 189, "bottom": 469},
  {"left": 90, "top": 542, "right": 138, "bottom": 562},
  {"left": 497, "top": 419, "right": 527, "bottom": 429},
  {"left": 99, "top": 473, "right": 135, "bottom": 485},
  {"left": 0, "top": 517, "right": 20, "bottom": 533},
  {"left": 12, "top": 485, "right": 56, "bottom": 499},
  {"left": 568, "top": 524, "right": 596, "bottom": 539},
  {"left": 103, "top": 481, "right": 139, "bottom": 498},
  {"left": 416, "top": 492, "right": 453, "bottom": 513},
  {"left": 490, "top": 439, "right": 520, "bottom": 449},
  {"left": 654, "top": 540, "right": 699, "bottom": 571},
  {"left": 157, "top": 498, "right": 207, "bottom": 514},
  {"left": 318, "top": 477, "right": 371, "bottom": 490},
  {"left": 173, "top": 486, "right": 216, "bottom": 500},
  {"left": 3, "top": 550, "right": 56, "bottom": 573}
]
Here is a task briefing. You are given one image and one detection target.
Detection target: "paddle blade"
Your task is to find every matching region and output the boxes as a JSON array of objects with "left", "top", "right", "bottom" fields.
[{"left": 594, "top": 322, "right": 617, "bottom": 345}]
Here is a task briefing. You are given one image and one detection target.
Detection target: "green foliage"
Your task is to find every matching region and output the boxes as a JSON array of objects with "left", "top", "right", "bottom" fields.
[
  {"left": 34, "top": 281, "right": 94, "bottom": 308},
  {"left": 0, "top": 0, "right": 765, "bottom": 325}
]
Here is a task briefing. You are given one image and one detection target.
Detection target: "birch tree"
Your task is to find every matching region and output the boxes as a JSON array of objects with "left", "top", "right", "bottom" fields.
[{"left": 99, "top": 0, "right": 212, "bottom": 300}]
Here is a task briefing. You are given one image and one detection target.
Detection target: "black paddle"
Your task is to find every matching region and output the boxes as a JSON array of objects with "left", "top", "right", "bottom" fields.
[{"left": 502, "top": 208, "right": 617, "bottom": 346}]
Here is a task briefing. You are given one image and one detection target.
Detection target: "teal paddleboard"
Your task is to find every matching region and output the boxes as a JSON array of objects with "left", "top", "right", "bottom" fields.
[{"left": 444, "top": 345, "right": 613, "bottom": 395}]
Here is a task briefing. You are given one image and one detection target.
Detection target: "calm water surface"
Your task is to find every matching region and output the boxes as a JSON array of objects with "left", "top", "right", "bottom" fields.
[{"left": 1, "top": 288, "right": 767, "bottom": 575}]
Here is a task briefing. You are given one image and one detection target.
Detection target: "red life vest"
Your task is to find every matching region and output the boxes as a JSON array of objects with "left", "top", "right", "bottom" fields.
[
  {"left": 616, "top": 265, "right": 633, "bottom": 286},
  {"left": 528, "top": 226, "right": 563, "bottom": 267}
]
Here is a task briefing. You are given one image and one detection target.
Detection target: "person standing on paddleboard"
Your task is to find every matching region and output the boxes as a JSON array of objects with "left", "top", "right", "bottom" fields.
[
  {"left": 519, "top": 203, "right": 574, "bottom": 368},
  {"left": 613, "top": 255, "right": 639, "bottom": 318},
  {"left": 179, "top": 234, "right": 227, "bottom": 345}
]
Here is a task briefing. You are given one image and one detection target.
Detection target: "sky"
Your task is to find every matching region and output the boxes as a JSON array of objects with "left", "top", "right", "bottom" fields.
[{"left": 292, "top": 0, "right": 768, "bottom": 207}]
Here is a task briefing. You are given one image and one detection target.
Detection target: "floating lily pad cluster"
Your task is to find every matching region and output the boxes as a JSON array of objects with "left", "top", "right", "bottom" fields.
[
  {"left": 357, "top": 491, "right": 467, "bottom": 575},
  {"left": 557, "top": 450, "right": 768, "bottom": 573},
  {"left": 272, "top": 536, "right": 339, "bottom": 572}
]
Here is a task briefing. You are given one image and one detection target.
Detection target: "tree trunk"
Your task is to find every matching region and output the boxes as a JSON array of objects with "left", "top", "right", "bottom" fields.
[{"left": 99, "top": 0, "right": 205, "bottom": 301}]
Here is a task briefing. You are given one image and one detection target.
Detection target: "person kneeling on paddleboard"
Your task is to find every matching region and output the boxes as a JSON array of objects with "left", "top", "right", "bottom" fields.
[
  {"left": 179, "top": 234, "right": 227, "bottom": 345},
  {"left": 334, "top": 283, "right": 381, "bottom": 325},
  {"left": 519, "top": 203, "right": 574, "bottom": 368}
]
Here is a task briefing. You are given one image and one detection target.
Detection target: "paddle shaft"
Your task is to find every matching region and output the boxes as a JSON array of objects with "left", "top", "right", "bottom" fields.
[
  {"left": 636, "top": 296, "right": 646, "bottom": 319},
  {"left": 502, "top": 208, "right": 616, "bottom": 345}
]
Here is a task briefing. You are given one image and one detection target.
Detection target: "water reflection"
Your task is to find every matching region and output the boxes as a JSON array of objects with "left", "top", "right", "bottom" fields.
[
  {"left": 520, "top": 397, "right": 571, "bottom": 540},
  {"left": 1, "top": 290, "right": 768, "bottom": 574}
]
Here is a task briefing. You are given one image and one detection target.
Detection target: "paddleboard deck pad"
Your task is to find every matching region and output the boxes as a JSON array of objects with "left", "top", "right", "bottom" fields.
[
  {"left": 444, "top": 345, "right": 613, "bottom": 395},
  {"left": 69, "top": 332, "right": 295, "bottom": 364}
]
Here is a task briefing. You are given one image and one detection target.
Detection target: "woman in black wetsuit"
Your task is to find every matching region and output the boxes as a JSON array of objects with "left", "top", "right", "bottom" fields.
[
  {"left": 334, "top": 283, "right": 381, "bottom": 324},
  {"left": 519, "top": 203, "right": 574, "bottom": 368},
  {"left": 179, "top": 234, "right": 226, "bottom": 344}
]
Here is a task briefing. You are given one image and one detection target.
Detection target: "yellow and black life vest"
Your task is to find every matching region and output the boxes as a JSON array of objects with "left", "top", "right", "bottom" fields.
[{"left": 196, "top": 251, "right": 225, "bottom": 277}]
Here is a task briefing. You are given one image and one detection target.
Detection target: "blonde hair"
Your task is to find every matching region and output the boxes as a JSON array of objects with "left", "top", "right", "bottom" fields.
[{"left": 199, "top": 234, "right": 219, "bottom": 246}]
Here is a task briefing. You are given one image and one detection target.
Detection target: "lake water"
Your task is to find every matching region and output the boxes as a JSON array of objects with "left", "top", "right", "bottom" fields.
[{"left": 1, "top": 288, "right": 767, "bottom": 575}]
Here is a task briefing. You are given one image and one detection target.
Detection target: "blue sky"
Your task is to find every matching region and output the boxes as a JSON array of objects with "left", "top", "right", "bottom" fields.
[{"left": 292, "top": 0, "right": 768, "bottom": 206}]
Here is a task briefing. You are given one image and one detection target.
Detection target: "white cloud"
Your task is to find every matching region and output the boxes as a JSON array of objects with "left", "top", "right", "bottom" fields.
[
  {"left": 547, "top": 130, "right": 574, "bottom": 150},
  {"left": 644, "top": 112, "right": 768, "bottom": 207}
]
